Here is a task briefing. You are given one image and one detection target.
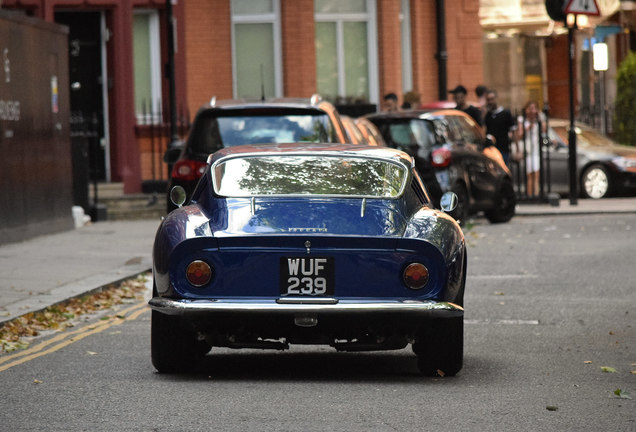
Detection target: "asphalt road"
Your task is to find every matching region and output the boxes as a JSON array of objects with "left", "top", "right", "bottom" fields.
[{"left": 1, "top": 214, "right": 634, "bottom": 431}]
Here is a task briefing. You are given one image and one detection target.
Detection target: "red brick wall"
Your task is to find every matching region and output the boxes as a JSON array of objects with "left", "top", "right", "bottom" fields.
[
  {"left": 281, "top": 0, "right": 316, "bottom": 97},
  {"left": 377, "top": 0, "right": 402, "bottom": 103},
  {"left": 444, "top": 0, "right": 484, "bottom": 102},
  {"left": 546, "top": 34, "right": 574, "bottom": 120},
  {"left": 410, "top": 0, "right": 438, "bottom": 103},
  {"left": 184, "top": 0, "right": 233, "bottom": 115},
  {"left": 409, "top": 0, "right": 483, "bottom": 104}
]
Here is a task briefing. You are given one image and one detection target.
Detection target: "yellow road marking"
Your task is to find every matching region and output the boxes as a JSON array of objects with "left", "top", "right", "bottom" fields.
[{"left": 0, "top": 302, "right": 149, "bottom": 372}]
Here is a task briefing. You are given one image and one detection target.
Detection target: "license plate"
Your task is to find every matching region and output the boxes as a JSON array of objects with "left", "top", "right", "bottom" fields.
[{"left": 280, "top": 257, "right": 334, "bottom": 296}]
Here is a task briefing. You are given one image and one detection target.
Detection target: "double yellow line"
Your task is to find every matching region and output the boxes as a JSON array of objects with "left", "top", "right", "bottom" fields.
[{"left": 0, "top": 301, "right": 149, "bottom": 373}]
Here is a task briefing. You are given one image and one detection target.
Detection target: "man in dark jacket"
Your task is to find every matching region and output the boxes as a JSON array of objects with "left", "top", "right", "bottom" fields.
[
  {"left": 449, "top": 85, "right": 482, "bottom": 126},
  {"left": 484, "top": 89, "right": 516, "bottom": 166}
]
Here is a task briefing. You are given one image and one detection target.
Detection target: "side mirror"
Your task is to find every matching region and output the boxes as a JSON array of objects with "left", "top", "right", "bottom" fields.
[
  {"left": 440, "top": 191, "right": 458, "bottom": 213},
  {"left": 169, "top": 186, "right": 187, "bottom": 208},
  {"left": 163, "top": 146, "right": 183, "bottom": 164}
]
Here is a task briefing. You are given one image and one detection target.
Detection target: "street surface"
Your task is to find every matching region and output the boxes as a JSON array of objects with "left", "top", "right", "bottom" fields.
[{"left": 1, "top": 214, "right": 634, "bottom": 431}]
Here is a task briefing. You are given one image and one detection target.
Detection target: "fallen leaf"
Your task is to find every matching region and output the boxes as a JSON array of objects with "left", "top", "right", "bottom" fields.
[
  {"left": 86, "top": 351, "right": 97, "bottom": 356},
  {"left": 436, "top": 369, "right": 445, "bottom": 377},
  {"left": 614, "top": 389, "right": 631, "bottom": 400},
  {"left": 583, "top": 361, "right": 592, "bottom": 364},
  {"left": 601, "top": 366, "right": 617, "bottom": 373},
  {"left": 33, "top": 379, "right": 43, "bottom": 384},
  {"left": 546, "top": 406, "right": 558, "bottom": 411}
]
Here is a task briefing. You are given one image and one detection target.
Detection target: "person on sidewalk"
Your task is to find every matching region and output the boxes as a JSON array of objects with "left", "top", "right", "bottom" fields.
[
  {"left": 484, "top": 89, "right": 516, "bottom": 166},
  {"left": 381, "top": 92, "right": 399, "bottom": 112},
  {"left": 515, "top": 100, "right": 546, "bottom": 198},
  {"left": 449, "top": 85, "right": 483, "bottom": 127}
]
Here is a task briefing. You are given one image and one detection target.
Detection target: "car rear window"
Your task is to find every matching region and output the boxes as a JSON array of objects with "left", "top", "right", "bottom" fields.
[
  {"left": 213, "top": 155, "right": 408, "bottom": 198},
  {"left": 189, "top": 109, "right": 337, "bottom": 155},
  {"left": 388, "top": 119, "right": 436, "bottom": 153}
]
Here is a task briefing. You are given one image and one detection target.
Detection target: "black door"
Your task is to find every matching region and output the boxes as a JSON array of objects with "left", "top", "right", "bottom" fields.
[{"left": 55, "top": 11, "right": 106, "bottom": 181}]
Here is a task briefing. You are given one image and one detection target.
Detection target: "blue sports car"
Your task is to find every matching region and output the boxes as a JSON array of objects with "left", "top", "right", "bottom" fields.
[{"left": 150, "top": 143, "right": 467, "bottom": 376}]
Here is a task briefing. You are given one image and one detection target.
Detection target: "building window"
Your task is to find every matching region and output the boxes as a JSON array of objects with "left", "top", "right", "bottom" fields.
[
  {"left": 133, "top": 10, "right": 162, "bottom": 124},
  {"left": 231, "top": 0, "right": 282, "bottom": 99},
  {"left": 315, "top": 0, "right": 378, "bottom": 104}
]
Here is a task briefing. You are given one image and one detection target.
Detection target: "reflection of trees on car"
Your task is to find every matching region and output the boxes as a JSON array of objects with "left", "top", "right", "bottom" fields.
[{"left": 216, "top": 156, "right": 406, "bottom": 198}]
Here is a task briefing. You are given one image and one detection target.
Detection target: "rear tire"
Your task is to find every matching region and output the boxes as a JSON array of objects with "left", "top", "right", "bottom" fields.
[
  {"left": 485, "top": 179, "right": 516, "bottom": 223},
  {"left": 413, "top": 317, "right": 463, "bottom": 377},
  {"left": 151, "top": 310, "right": 210, "bottom": 373}
]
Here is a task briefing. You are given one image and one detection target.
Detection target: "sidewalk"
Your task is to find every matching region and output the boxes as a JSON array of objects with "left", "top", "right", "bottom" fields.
[{"left": 0, "top": 197, "right": 634, "bottom": 325}]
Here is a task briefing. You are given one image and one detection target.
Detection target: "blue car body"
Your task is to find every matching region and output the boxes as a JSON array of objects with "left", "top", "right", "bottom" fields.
[{"left": 150, "top": 143, "right": 467, "bottom": 376}]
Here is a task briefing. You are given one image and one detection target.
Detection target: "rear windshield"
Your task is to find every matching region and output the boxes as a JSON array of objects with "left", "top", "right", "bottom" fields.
[
  {"left": 388, "top": 119, "right": 436, "bottom": 154},
  {"left": 189, "top": 109, "right": 336, "bottom": 154},
  {"left": 213, "top": 155, "right": 408, "bottom": 198}
]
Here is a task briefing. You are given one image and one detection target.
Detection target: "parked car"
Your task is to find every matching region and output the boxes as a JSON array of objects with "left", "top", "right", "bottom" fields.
[
  {"left": 540, "top": 119, "right": 636, "bottom": 199},
  {"left": 150, "top": 143, "right": 467, "bottom": 377},
  {"left": 355, "top": 117, "right": 386, "bottom": 146},
  {"left": 340, "top": 115, "right": 366, "bottom": 144},
  {"left": 164, "top": 95, "right": 350, "bottom": 211},
  {"left": 365, "top": 109, "right": 516, "bottom": 224}
]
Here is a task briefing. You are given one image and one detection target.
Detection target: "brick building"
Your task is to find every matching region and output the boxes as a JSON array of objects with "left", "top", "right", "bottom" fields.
[{"left": 2, "top": 0, "right": 484, "bottom": 194}]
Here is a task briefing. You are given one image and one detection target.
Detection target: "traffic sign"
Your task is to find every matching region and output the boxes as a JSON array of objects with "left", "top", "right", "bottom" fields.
[{"left": 564, "top": 0, "right": 600, "bottom": 16}]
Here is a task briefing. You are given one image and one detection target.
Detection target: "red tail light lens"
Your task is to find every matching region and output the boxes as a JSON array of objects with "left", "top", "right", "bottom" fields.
[
  {"left": 431, "top": 148, "right": 451, "bottom": 168},
  {"left": 403, "top": 263, "right": 429, "bottom": 290},
  {"left": 186, "top": 260, "right": 213, "bottom": 287},
  {"left": 172, "top": 159, "right": 206, "bottom": 181}
]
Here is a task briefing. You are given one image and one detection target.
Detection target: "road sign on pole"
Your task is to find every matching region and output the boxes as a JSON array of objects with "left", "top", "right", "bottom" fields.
[{"left": 564, "top": 0, "right": 600, "bottom": 16}]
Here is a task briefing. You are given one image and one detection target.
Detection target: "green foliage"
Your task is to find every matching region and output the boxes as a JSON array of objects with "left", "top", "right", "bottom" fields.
[{"left": 613, "top": 51, "right": 636, "bottom": 146}]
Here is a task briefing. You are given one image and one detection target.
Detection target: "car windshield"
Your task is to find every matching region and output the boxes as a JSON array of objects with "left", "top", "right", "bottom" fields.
[
  {"left": 213, "top": 155, "right": 408, "bottom": 198},
  {"left": 388, "top": 119, "right": 436, "bottom": 153},
  {"left": 189, "top": 110, "right": 336, "bottom": 154},
  {"left": 551, "top": 126, "right": 615, "bottom": 148}
]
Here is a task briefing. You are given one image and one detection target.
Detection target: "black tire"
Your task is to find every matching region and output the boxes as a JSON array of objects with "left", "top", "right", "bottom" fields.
[
  {"left": 413, "top": 317, "right": 463, "bottom": 377},
  {"left": 449, "top": 183, "right": 469, "bottom": 225},
  {"left": 484, "top": 179, "right": 516, "bottom": 223},
  {"left": 581, "top": 164, "right": 611, "bottom": 199},
  {"left": 151, "top": 310, "right": 210, "bottom": 373}
]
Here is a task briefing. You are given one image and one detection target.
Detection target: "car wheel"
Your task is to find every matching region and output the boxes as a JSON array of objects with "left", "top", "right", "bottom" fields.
[
  {"left": 484, "top": 179, "right": 516, "bottom": 223},
  {"left": 449, "top": 183, "right": 469, "bottom": 225},
  {"left": 413, "top": 317, "right": 463, "bottom": 377},
  {"left": 151, "top": 310, "right": 210, "bottom": 373},
  {"left": 581, "top": 164, "right": 611, "bottom": 199}
]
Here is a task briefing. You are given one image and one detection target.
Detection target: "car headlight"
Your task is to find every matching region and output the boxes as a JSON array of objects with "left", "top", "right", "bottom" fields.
[
  {"left": 186, "top": 260, "right": 213, "bottom": 287},
  {"left": 612, "top": 157, "right": 636, "bottom": 172},
  {"left": 403, "top": 263, "right": 429, "bottom": 290}
]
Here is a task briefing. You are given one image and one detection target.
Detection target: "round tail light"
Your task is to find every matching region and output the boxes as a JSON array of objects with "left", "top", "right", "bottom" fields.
[
  {"left": 186, "top": 260, "right": 213, "bottom": 287},
  {"left": 403, "top": 263, "right": 429, "bottom": 290}
]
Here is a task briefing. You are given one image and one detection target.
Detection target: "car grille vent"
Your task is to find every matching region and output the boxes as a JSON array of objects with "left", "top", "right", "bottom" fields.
[{"left": 410, "top": 180, "right": 427, "bottom": 203}]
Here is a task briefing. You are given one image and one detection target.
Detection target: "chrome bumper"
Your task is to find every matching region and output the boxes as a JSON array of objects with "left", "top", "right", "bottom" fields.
[{"left": 148, "top": 296, "right": 464, "bottom": 317}]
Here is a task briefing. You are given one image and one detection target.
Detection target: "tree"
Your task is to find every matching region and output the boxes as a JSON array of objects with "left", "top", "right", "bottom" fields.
[{"left": 613, "top": 51, "right": 636, "bottom": 146}]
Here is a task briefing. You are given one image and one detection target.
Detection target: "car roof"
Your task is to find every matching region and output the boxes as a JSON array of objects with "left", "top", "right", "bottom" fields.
[
  {"left": 207, "top": 143, "right": 415, "bottom": 168},
  {"left": 198, "top": 95, "right": 330, "bottom": 112},
  {"left": 365, "top": 108, "right": 469, "bottom": 121}
]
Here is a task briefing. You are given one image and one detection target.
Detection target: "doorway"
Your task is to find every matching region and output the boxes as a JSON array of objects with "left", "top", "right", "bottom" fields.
[{"left": 55, "top": 11, "right": 110, "bottom": 182}]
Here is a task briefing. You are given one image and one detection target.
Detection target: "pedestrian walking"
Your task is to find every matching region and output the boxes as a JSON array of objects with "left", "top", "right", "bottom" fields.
[{"left": 484, "top": 89, "right": 516, "bottom": 166}]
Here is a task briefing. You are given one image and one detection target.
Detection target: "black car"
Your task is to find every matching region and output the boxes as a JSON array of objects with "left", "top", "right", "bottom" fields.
[
  {"left": 164, "top": 95, "right": 350, "bottom": 211},
  {"left": 365, "top": 109, "right": 516, "bottom": 223}
]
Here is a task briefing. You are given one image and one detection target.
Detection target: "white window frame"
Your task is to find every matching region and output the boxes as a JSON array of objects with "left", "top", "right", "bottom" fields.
[
  {"left": 231, "top": 0, "right": 283, "bottom": 98},
  {"left": 314, "top": 0, "right": 379, "bottom": 104},
  {"left": 133, "top": 9, "right": 162, "bottom": 124},
  {"left": 400, "top": 0, "right": 412, "bottom": 92}
]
